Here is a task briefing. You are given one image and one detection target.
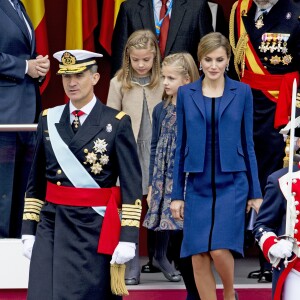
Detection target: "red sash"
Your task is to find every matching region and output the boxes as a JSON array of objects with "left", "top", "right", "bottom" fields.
[
  {"left": 46, "top": 181, "right": 121, "bottom": 255},
  {"left": 242, "top": 70, "right": 299, "bottom": 128}
]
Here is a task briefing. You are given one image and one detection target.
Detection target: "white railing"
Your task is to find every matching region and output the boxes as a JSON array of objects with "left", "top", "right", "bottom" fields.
[{"left": 0, "top": 124, "right": 37, "bottom": 131}]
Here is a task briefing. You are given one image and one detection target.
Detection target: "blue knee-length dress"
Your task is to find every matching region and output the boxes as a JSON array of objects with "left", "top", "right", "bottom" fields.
[{"left": 181, "top": 96, "right": 249, "bottom": 258}]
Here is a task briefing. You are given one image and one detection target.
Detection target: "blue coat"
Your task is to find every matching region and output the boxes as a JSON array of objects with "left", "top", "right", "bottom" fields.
[
  {"left": 0, "top": 1, "right": 40, "bottom": 124},
  {"left": 171, "top": 75, "right": 262, "bottom": 201}
]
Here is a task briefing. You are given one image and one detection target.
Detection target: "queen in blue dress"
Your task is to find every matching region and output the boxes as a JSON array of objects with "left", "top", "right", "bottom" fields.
[{"left": 170, "top": 32, "right": 263, "bottom": 300}]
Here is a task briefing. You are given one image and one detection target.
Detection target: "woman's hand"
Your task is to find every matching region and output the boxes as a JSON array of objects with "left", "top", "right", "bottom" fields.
[
  {"left": 247, "top": 198, "right": 263, "bottom": 214},
  {"left": 170, "top": 200, "right": 185, "bottom": 221}
]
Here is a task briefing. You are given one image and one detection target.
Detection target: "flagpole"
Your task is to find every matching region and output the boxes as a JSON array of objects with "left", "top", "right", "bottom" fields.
[{"left": 284, "top": 78, "right": 297, "bottom": 267}]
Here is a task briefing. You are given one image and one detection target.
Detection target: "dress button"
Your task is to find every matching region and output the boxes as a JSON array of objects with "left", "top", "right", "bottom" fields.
[
  {"left": 57, "top": 181, "right": 61, "bottom": 186},
  {"left": 292, "top": 192, "right": 297, "bottom": 196},
  {"left": 84, "top": 149, "right": 89, "bottom": 153},
  {"left": 296, "top": 211, "right": 300, "bottom": 215},
  {"left": 293, "top": 179, "right": 297, "bottom": 184},
  {"left": 295, "top": 201, "right": 299, "bottom": 206},
  {"left": 295, "top": 229, "right": 298, "bottom": 234},
  {"left": 57, "top": 169, "right": 62, "bottom": 175}
]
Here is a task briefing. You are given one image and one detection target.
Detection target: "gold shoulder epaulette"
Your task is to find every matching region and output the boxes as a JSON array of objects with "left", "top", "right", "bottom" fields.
[
  {"left": 115, "top": 111, "right": 126, "bottom": 120},
  {"left": 42, "top": 109, "right": 48, "bottom": 116}
]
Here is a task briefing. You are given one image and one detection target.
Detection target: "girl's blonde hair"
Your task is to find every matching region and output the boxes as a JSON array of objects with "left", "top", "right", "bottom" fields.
[
  {"left": 116, "top": 29, "right": 161, "bottom": 89},
  {"left": 161, "top": 52, "right": 200, "bottom": 105},
  {"left": 197, "top": 32, "right": 231, "bottom": 61}
]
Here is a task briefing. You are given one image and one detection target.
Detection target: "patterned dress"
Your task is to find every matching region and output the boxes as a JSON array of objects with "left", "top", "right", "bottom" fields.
[{"left": 143, "top": 103, "right": 183, "bottom": 231}]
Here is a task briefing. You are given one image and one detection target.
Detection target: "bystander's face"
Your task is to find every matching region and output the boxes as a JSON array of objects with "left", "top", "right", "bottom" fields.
[
  {"left": 162, "top": 65, "right": 190, "bottom": 101},
  {"left": 62, "top": 70, "right": 100, "bottom": 108},
  {"left": 200, "top": 47, "right": 229, "bottom": 82},
  {"left": 129, "top": 47, "right": 155, "bottom": 77}
]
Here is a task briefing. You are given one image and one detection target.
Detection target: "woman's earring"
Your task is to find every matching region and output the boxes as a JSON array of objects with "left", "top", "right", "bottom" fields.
[
  {"left": 199, "top": 63, "right": 202, "bottom": 71},
  {"left": 226, "top": 64, "right": 229, "bottom": 72}
]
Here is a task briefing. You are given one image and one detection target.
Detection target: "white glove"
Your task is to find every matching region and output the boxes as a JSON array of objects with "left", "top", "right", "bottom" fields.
[
  {"left": 268, "top": 239, "right": 293, "bottom": 264},
  {"left": 110, "top": 242, "right": 136, "bottom": 264},
  {"left": 22, "top": 235, "right": 35, "bottom": 260}
]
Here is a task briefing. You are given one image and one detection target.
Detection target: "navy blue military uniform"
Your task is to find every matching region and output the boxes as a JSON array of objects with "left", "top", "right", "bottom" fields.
[{"left": 22, "top": 99, "right": 142, "bottom": 300}]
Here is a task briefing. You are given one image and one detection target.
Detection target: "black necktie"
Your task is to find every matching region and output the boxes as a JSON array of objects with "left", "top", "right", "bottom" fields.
[{"left": 71, "top": 110, "right": 84, "bottom": 133}]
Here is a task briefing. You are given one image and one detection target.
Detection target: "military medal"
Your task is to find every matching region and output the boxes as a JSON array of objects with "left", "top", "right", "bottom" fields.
[
  {"left": 270, "top": 55, "right": 281, "bottom": 65},
  {"left": 73, "top": 115, "right": 80, "bottom": 128},
  {"left": 282, "top": 54, "right": 293, "bottom": 65},
  {"left": 255, "top": 16, "right": 264, "bottom": 29},
  {"left": 106, "top": 124, "right": 112, "bottom": 132}
]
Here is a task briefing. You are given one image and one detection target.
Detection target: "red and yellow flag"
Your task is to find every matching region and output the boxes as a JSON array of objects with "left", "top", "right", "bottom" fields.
[
  {"left": 22, "top": 0, "right": 50, "bottom": 94},
  {"left": 99, "top": 0, "right": 125, "bottom": 55},
  {"left": 66, "top": 0, "right": 98, "bottom": 51}
]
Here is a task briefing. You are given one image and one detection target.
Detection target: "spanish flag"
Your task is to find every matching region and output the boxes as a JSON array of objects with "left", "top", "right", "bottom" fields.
[
  {"left": 66, "top": 0, "right": 98, "bottom": 51},
  {"left": 99, "top": 0, "right": 125, "bottom": 55},
  {"left": 21, "top": 0, "right": 49, "bottom": 94}
]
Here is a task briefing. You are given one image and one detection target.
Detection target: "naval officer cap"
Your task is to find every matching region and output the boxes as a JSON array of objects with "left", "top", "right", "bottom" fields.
[{"left": 53, "top": 50, "right": 103, "bottom": 75}]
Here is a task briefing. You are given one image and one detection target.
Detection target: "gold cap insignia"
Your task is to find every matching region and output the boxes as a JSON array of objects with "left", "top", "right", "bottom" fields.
[{"left": 61, "top": 52, "right": 76, "bottom": 66}]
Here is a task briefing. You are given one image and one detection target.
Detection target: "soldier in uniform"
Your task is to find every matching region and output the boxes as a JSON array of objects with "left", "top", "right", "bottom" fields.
[
  {"left": 253, "top": 108, "right": 300, "bottom": 300},
  {"left": 229, "top": 0, "right": 300, "bottom": 282},
  {"left": 21, "top": 50, "right": 142, "bottom": 300}
]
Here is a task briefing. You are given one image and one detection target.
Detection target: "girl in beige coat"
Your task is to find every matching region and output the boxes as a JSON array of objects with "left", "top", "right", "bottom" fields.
[{"left": 107, "top": 29, "right": 164, "bottom": 285}]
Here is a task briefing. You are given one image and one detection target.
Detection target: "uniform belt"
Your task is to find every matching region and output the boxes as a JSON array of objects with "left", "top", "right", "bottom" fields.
[
  {"left": 242, "top": 70, "right": 299, "bottom": 129},
  {"left": 242, "top": 70, "right": 297, "bottom": 92},
  {"left": 46, "top": 181, "right": 121, "bottom": 255}
]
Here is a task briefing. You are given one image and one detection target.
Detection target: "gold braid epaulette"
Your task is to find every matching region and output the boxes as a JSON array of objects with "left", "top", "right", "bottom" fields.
[{"left": 229, "top": 1, "right": 248, "bottom": 79}]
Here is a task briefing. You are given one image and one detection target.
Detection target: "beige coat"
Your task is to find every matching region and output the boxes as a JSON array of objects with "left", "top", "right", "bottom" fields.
[{"left": 106, "top": 77, "right": 164, "bottom": 140}]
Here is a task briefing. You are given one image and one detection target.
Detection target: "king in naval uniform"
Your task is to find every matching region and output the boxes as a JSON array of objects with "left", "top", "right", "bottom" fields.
[{"left": 21, "top": 49, "right": 143, "bottom": 300}]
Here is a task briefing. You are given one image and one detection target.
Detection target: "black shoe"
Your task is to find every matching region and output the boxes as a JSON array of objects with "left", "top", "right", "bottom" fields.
[
  {"left": 258, "top": 270, "right": 272, "bottom": 283},
  {"left": 247, "top": 269, "right": 261, "bottom": 279},
  {"left": 125, "top": 277, "right": 140, "bottom": 285},
  {"left": 152, "top": 258, "right": 181, "bottom": 282},
  {"left": 141, "top": 261, "right": 161, "bottom": 273}
]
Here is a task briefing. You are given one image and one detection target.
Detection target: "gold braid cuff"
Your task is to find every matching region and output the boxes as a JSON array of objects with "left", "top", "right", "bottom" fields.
[
  {"left": 121, "top": 199, "right": 142, "bottom": 228},
  {"left": 23, "top": 198, "right": 44, "bottom": 222}
]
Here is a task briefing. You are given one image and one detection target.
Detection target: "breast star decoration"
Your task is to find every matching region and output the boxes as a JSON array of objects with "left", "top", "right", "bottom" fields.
[{"left": 84, "top": 138, "right": 109, "bottom": 175}]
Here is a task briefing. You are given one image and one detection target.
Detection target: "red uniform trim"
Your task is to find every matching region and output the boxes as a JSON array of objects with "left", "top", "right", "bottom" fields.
[
  {"left": 46, "top": 181, "right": 121, "bottom": 255},
  {"left": 274, "top": 258, "right": 298, "bottom": 300},
  {"left": 262, "top": 235, "right": 277, "bottom": 262}
]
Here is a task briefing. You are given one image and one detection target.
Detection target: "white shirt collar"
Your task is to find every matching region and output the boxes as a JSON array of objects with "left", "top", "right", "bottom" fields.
[
  {"left": 254, "top": 6, "right": 273, "bottom": 21},
  {"left": 69, "top": 95, "right": 97, "bottom": 125}
]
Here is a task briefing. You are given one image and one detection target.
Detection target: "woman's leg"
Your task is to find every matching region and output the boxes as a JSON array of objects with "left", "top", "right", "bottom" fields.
[
  {"left": 153, "top": 231, "right": 181, "bottom": 281},
  {"left": 192, "top": 253, "right": 217, "bottom": 300},
  {"left": 210, "top": 249, "right": 235, "bottom": 300}
]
